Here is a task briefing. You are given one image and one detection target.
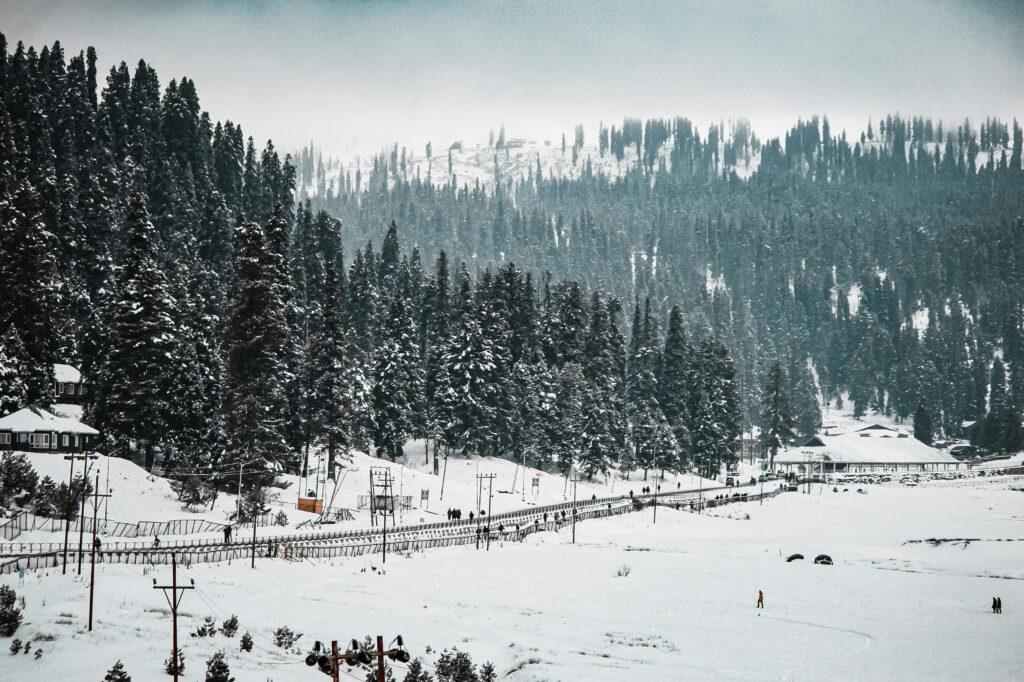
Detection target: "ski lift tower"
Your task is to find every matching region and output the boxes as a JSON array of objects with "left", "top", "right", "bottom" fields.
[{"left": 368, "top": 467, "right": 395, "bottom": 529}]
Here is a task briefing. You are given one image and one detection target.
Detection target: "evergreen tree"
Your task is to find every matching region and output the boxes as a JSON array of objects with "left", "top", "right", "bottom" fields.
[
  {"left": 373, "top": 287, "right": 423, "bottom": 460},
  {"left": 0, "top": 327, "right": 29, "bottom": 415},
  {"left": 103, "top": 660, "right": 131, "bottom": 682},
  {"left": 306, "top": 264, "right": 350, "bottom": 478},
  {"left": 403, "top": 658, "right": 434, "bottom": 682},
  {"left": 204, "top": 651, "right": 234, "bottom": 682},
  {"left": 659, "top": 306, "right": 692, "bottom": 467},
  {"left": 92, "top": 191, "right": 178, "bottom": 467},
  {"left": 760, "top": 362, "right": 795, "bottom": 469},
  {"left": 221, "top": 220, "right": 292, "bottom": 478},
  {"left": 913, "top": 401, "right": 933, "bottom": 445},
  {"left": 0, "top": 180, "right": 59, "bottom": 404}
]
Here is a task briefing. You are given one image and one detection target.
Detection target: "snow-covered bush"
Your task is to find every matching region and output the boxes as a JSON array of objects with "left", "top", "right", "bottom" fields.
[
  {"left": 275, "top": 511, "right": 288, "bottom": 526},
  {"left": 204, "top": 651, "right": 234, "bottom": 682},
  {"left": 616, "top": 565, "right": 631, "bottom": 577},
  {"left": 191, "top": 616, "right": 217, "bottom": 638},
  {"left": 220, "top": 614, "right": 239, "bottom": 638},
  {"left": 9, "top": 638, "right": 20, "bottom": 655},
  {"left": 0, "top": 453, "right": 37, "bottom": 507},
  {"left": 239, "top": 632, "right": 253, "bottom": 652},
  {"left": 402, "top": 659, "right": 433, "bottom": 682},
  {"left": 273, "top": 625, "right": 301, "bottom": 649},
  {"left": 0, "top": 585, "right": 23, "bottom": 636},
  {"left": 164, "top": 650, "right": 185, "bottom": 675},
  {"left": 175, "top": 477, "right": 215, "bottom": 510},
  {"left": 434, "top": 648, "right": 479, "bottom": 682},
  {"left": 104, "top": 660, "right": 132, "bottom": 681}
]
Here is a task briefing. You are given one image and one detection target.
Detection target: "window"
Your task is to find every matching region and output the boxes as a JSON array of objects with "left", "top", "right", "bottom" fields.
[
  {"left": 67, "top": 384, "right": 76, "bottom": 396},
  {"left": 57, "top": 383, "right": 65, "bottom": 395},
  {"left": 31, "top": 433, "right": 51, "bottom": 449},
  {"left": 16, "top": 433, "right": 28, "bottom": 443},
  {"left": 62, "top": 434, "right": 69, "bottom": 447},
  {"left": 0, "top": 433, "right": 10, "bottom": 445}
]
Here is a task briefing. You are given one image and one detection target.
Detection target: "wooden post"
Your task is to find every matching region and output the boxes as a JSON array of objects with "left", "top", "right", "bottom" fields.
[
  {"left": 77, "top": 457, "right": 93, "bottom": 575},
  {"left": 376, "top": 635, "right": 386, "bottom": 682},
  {"left": 61, "top": 454, "right": 76, "bottom": 574},
  {"left": 251, "top": 473, "right": 259, "bottom": 568},
  {"left": 331, "top": 639, "right": 340, "bottom": 682},
  {"left": 88, "top": 474, "right": 111, "bottom": 631},
  {"left": 172, "top": 557, "right": 179, "bottom": 680},
  {"left": 153, "top": 555, "right": 193, "bottom": 682}
]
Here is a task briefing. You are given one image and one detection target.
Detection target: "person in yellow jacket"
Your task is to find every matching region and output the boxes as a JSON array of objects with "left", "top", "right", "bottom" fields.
[{"left": 757, "top": 590, "right": 765, "bottom": 609}]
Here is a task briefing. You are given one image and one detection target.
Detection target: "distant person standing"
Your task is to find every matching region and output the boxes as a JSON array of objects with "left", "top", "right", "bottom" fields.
[
  {"left": 993, "top": 597, "right": 998, "bottom": 613},
  {"left": 757, "top": 590, "right": 765, "bottom": 609},
  {"left": 997, "top": 597, "right": 1002, "bottom": 614}
]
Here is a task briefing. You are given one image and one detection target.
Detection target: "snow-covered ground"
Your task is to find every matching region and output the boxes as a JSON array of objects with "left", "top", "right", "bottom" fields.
[
  {"left": 2, "top": 475, "right": 1021, "bottom": 680},
  {"left": 3, "top": 446, "right": 718, "bottom": 547}
]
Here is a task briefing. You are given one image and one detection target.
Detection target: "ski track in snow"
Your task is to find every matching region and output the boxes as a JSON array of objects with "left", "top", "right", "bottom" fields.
[{"left": 775, "top": 615, "right": 875, "bottom": 682}]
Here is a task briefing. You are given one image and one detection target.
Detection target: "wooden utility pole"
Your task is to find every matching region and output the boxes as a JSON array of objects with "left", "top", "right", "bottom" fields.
[
  {"left": 376, "top": 635, "right": 386, "bottom": 682},
  {"left": 87, "top": 473, "right": 111, "bottom": 631},
  {"left": 251, "top": 472, "right": 260, "bottom": 568},
  {"left": 76, "top": 454, "right": 99, "bottom": 575},
  {"left": 330, "top": 640, "right": 340, "bottom": 682},
  {"left": 62, "top": 453, "right": 95, "bottom": 574},
  {"left": 570, "top": 474, "right": 581, "bottom": 543},
  {"left": 153, "top": 555, "right": 194, "bottom": 682},
  {"left": 477, "top": 473, "right": 496, "bottom": 550}
]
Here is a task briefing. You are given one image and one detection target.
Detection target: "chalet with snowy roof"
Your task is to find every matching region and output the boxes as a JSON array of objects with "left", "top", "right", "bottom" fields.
[
  {"left": 776, "top": 423, "right": 963, "bottom": 474},
  {"left": 0, "top": 406, "right": 99, "bottom": 453},
  {"left": 53, "top": 363, "right": 86, "bottom": 404}
]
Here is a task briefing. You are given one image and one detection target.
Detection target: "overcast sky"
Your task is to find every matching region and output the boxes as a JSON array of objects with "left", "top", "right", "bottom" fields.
[{"left": 4, "top": 0, "right": 1022, "bottom": 157}]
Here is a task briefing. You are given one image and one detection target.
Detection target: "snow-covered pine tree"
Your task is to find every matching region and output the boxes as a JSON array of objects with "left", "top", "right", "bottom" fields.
[
  {"left": 436, "top": 271, "right": 505, "bottom": 456},
  {"left": 103, "top": 660, "right": 131, "bottom": 682},
  {"left": 0, "top": 327, "right": 30, "bottom": 415},
  {"left": 659, "top": 305, "right": 692, "bottom": 468},
  {"left": 307, "top": 264, "right": 351, "bottom": 478},
  {"left": 760, "top": 361, "right": 796, "bottom": 469},
  {"left": 204, "top": 651, "right": 234, "bottom": 682},
  {"left": 422, "top": 251, "right": 452, "bottom": 455},
  {"left": 913, "top": 401, "right": 933, "bottom": 445},
  {"left": 92, "top": 190, "right": 179, "bottom": 467},
  {"left": 580, "top": 294, "right": 626, "bottom": 478},
  {"left": 789, "top": 355, "right": 822, "bottom": 438},
  {"left": 0, "top": 180, "right": 59, "bottom": 404},
  {"left": 477, "top": 270, "right": 515, "bottom": 457},
  {"left": 552, "top": 362, "right": 586, "bottom": 479},
  {"left": 221, "top": 220, "right": 292, "bottom": 479},
  {"left": 372, "top": 285, "right": 422, "bottom": 460},
  {"left": 402, "top": 658, "right": 433, "bottom": 682}
]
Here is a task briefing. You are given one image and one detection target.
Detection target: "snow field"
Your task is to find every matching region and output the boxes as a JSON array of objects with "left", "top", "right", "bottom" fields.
[{"left": 1, "top": 479, "right": 1021, "bottom": 680}]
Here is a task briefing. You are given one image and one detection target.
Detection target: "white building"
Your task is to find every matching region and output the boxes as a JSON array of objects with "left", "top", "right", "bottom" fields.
[
  {"left": 776, "top": 423, "right": 963, "bottom": 474},
  {"left": 0, "top": 405, "right": 99, "bottom": 453},
  {"left": 53, "top": 363, "right": 86, "bottom": 403}
]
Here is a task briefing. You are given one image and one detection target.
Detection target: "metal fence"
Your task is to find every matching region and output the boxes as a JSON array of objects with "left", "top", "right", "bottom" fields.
[{"left": 0, "top": 512, "right": 31, "bottom": 541}]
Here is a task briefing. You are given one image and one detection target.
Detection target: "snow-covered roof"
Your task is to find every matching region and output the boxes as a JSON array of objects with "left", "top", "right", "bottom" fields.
[
  {"left": 53, "top": 363, "right": 82, "bottom": 383},
  {"left": 777, "top": 423, "right": 958, "bottom": 465},
  {"left": 0, "top": 406, "right": 99, "bottom": 435}
]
